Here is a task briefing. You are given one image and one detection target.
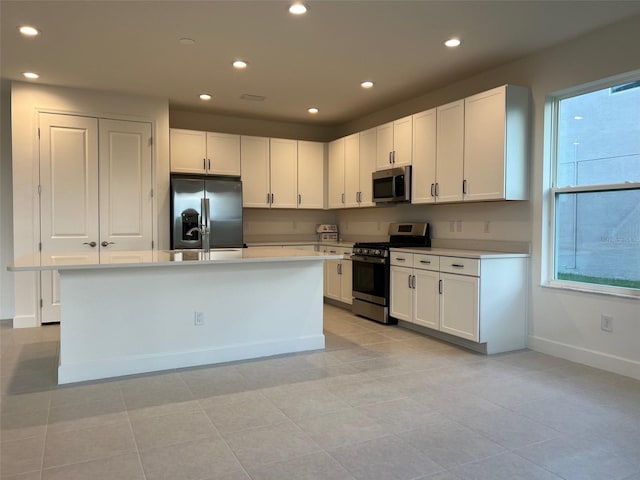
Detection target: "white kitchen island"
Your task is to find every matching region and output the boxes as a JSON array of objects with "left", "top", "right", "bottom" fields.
[{"left": 9, "top": 248, "right": 343, "bottom": 384}]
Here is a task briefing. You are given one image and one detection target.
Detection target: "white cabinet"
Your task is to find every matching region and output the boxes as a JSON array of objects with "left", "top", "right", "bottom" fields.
[
  {"left": 389, "top": 250, "right": 528, "bottom": 354},
  {"left": 411, "top": 109, "right": 437, "bottom": 204},
  {"left": 435, "top": 100, "right": 465, "bottom": 203},
  {"left": 463, "top": 85, "right": 529, "bottom": 201},
  {"left": 241, "top": 136, "right": 271, "bottom": 207},
  {"left": 322, "top": 245, "right": 353, "bottom": 305},
  {"left": 170, "top": 129, "right": 241, "bottom": 175},
  {"left": 376, "top": 115, "right": 412, "bottom": 170},
  {"left": 39, "top": 114, "right": 153, "bottom": 323},
  {"left": 328, "top": 138, "right": 345, "bottom": 209},
  {"left": 269, "top": 138, "right": 298, "bottom": 208},
  {"left": 297, "top": 141, "right": 325, "bottom": 209},
  {"left": 330, "top": 130, "right": 376, "bottom": 209}
]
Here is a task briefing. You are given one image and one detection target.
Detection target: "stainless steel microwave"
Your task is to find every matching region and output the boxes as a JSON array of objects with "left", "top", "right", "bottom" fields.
[{"left": 372, "top": 166, "right": 411, "bottom": 203}]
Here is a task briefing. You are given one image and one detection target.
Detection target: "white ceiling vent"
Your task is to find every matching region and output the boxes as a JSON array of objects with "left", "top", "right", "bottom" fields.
[{"left": 240, "top": 93, "right": 266, "bottom": 102}]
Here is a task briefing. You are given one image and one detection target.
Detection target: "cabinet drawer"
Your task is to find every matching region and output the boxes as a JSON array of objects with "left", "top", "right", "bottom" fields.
[
  {"left": 390, "top": 252, "right": 413, "bottom": 266},
  {"left": 439, "top": 256, "right": 480, "bottom": 276},
  {"left": 413, "top": 254, "right": 439, "bottom": 270}
]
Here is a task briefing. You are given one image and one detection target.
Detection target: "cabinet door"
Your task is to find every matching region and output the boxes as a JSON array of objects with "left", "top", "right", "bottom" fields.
[
  {"left": 269, "top": 138, "right": 298, "bottom": 208},
  {"left": 390, "top": 266, "right": 413, "bottom": 322},
  {"left": 440, "top": 272, "right": 479, "bottom": 341},
  {"left": 376, "top": 122, "right": 394, "bottom": 170},
  {"left": 340, "top": 259, "right": 353, "bottom": 305},
  {"left": 358, "top": 128, "right": 376, "bottom": 207},
  {"left": 328, "top": 138, "right": 345, "bottom": 208},
  {"left": 39, "top": 113, "right": 100, "bottom": 323},
  {"left": 343, "top": 133, "right": 360, "bottom": 208},
  {"left": 436, "top": 100, "right": 464, "bottom": 203},
  {"left": 464, "top": 87, "right": 506, "bottom": 201},
  {"left": 207, "top": 132, "right": 241, "bottom": 176},
  {"left": 98, "top": 119, "right": 153, "bottom": 255},
  {"left": 241, "top": 136, "right": 270, "bottom": 208},
  {"left": 412, "top": 109, "right": 437, "bottom": 204},
  {"left": 392, "top": 115, "right": 413, "bottom": 166},
  {"left": 325, "top": 259, "right": 342, "bottom": 300},
  {"left": 170, "top": 129, "right": 207, "bottom": 174},
  {"left": 413, "top": 268, "right": 440, "bottom": 329},
  {"left": 297, "top": 141, "right": 325, "bottom": 209}
]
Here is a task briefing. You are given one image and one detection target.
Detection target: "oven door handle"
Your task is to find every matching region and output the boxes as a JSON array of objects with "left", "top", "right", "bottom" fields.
[{"left": 350, "top": 255, "right": 387, "bottom": 264}]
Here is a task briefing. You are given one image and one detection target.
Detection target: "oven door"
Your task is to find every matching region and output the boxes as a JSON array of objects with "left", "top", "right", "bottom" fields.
[{"left": 351, "top": 255, "right": 389, "bottom": 306}]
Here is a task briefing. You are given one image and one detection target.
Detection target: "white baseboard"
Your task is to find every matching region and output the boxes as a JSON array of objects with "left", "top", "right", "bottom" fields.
[
  {"left": 528, "top": 335, "right": 640, "bottom": 381},
  {"left": 12, "top": 314, "right": 38, "bottom": 329},
  {"left": 58, "top": 335, "right": 325, "bottom": 384}
]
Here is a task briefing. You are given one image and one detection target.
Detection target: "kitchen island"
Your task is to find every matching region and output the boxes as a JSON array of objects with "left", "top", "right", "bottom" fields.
[{"left": 9, "top": 248, "right": 343, "bottom": 384}]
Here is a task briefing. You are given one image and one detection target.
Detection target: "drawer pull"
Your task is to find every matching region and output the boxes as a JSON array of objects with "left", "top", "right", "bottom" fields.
[
  {"left": 451, "top": 263, "right": 465, "bottom": 268},
  {"left": 419, "top": 260, "right": 431, "bottom": 265},
  {"left": 395, "top": 257, "right": 406, "bottom": 262}
]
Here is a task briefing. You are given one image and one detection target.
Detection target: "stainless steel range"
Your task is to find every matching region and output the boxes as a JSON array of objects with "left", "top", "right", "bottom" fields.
[{"left": 351, "top": 222, "right": 430, "bottom": 324}]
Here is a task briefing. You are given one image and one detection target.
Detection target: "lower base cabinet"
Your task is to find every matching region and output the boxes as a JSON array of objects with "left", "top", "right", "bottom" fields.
[
  {"left": 323, "top": 245, "right": 353, "bottom": 305},
  {"left": 390, "top": 250, "right": 527, "bottom": 354}
]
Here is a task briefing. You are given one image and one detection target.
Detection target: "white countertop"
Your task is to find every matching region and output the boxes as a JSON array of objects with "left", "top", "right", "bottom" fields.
[
  {"left": 390, "top": 246, "right": 530, "bottom": 259},
  {"left": 8, "top": 247, "right": 344, "bottom": 272}
]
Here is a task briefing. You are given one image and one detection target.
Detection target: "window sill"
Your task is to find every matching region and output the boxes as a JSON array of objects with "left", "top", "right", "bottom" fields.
[{"left": 541, "top": 281, "right": 640, "bottom": 300}]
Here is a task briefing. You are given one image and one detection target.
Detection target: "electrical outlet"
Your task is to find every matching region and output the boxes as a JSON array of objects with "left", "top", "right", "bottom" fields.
[
  {"left": 601, "top": 314, "right": 613, "bottom": 332},
  {"left": 194, "top": 311, "right": 205, "bottom": 326}
]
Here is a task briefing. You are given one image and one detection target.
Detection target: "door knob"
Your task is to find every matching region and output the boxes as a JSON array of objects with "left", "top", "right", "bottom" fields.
[
  {"left": 83, "top": 241, "right": 97, "bottom": 247},
  {"left": 101, "top": 241, "right": 115, "bottom": 247}
]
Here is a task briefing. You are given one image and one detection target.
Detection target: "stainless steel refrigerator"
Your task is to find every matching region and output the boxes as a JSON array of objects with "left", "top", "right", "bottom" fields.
[{"left": 171, "top": 174, "right": 243, "bottom": 249}]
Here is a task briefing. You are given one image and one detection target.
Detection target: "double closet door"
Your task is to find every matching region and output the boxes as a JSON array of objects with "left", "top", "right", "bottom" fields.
[{"left": 39, "top": 113, "right": 153, "bottom": 323}]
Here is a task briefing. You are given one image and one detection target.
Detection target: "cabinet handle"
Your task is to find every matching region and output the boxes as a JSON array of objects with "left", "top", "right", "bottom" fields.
[
  {"left": 439, "top": 279, "right": 443, "bottom": 294},
  {"left": 329, "top": 250, "right": 337, "bottom": 254},
  {"left": 341, "top": 193, "right": 345, "bottom": 204},
  {"left": 451, "top": 264, "right": 465, "bottom": 268},
  {"left": 389, "top": 152, "right": 392, "bottom": 164},
  {"left": 101, "top": 241, "right": 115, "bottom": 247},
  {"left": 392, "top": 150, "right": 396, "bottom": 164},
  {"left": 462, "top": 179, "right": 467, "bottom": 194},
  {"left": 430, "top": 183, "right": 435, "bottom": 197},
  {"left": 408, "top": 274, "right": 412, "bottom": 288},
  {"left": 419, "top": 260, "right": 431, "bottom": 265},
  {"left": 203, "top": 158, "right": 206, "bottom": 170},
  {"left": 395, "top": 257, "right": 406, "bottom": 262},
  {"left": 435, "top": 183, "right": 440, "bottom": 197},
  {"left": 208, "top": 158, "right": 211, "bottom": 171},
  {"left": 271, "top": 193, "right": 275, "bottom": 203},
  {"left": 356, "top": 192, "right": 360, "bottom": 203},
  {"left": 298, "top": 194, "right": 301, "bottom": 205},
  {"left": 337, "top": 263, "right": 342, "bottom": 275},
  {"left": 83, "top": 241, "right": 97, "bottom": 248},
  {"left": 412, "top": 275, "right": 416, "bottom": 288},
  {"left": 267, "top": 193, "right": 271, "bottom": 204}
]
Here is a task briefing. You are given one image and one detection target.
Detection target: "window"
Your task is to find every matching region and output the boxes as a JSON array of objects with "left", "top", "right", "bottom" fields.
[{"left": 550, "top": 75, "right": 640, "bottom": 295}]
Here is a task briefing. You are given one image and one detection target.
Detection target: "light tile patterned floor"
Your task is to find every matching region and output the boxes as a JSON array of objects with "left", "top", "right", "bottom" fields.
[{"left": 1, "top": 304, "right": 639, "bottom": 480}]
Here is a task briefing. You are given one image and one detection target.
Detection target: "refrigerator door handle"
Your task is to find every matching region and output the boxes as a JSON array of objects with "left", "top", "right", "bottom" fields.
[{"left": 201, "top": 197, "right": 210, "bottom": 229}]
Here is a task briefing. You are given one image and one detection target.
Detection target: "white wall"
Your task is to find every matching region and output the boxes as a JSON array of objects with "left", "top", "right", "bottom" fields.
[
  {"left": 10, "top": 82, "right": 170, "bottom": 327},
  {"left": 0, "top": 80, "right": 15, "bottom": 320},
  {"left": 334, "top": 15, "right": 640, "bottom": 379}
]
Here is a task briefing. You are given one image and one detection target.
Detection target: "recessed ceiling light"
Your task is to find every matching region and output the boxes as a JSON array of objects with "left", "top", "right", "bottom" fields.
[
  {"left": 233, "top": 60, "right": 248, "bottom": 69},
  {"left": 574, "top": 115, "right": 583, "bottom": 120},
  {"left": 361, "top": 81, "right": 374, "bottom": 89},
  {"left": 22, "top": 72, "right": 39, "bottom": 79},
  {"left": 19, "top": 25, "right": 40, "bottom": 36},
  {"left": 289, "top": 3, "right": 307, "bottom": 14},
  {"left": 199, "top": 94, "right": 212, "bottom": 101},
  {"left": 308, "top": 107, "right": 319, "bottom": 114},
  {"left": 444, "top": 38, "right": 461, "bottom": 48},
  {"left": 179, "top": 37, "right": 195, "bottom": 45}
]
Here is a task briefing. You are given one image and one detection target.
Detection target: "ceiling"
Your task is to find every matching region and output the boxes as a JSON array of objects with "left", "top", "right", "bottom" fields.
[{"left": 2, "top": 1, "right": 640, "bottom": 126}]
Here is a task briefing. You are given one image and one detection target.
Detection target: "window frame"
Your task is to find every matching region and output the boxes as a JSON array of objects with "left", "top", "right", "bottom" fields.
[{"left": 547, "top": 73, "right": 640, "bottom": 299}]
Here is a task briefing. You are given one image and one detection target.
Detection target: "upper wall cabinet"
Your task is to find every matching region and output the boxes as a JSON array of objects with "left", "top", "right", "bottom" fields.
[
  {"left": 297, "top": 141, "right": 326, "bottom": 209},
  {"left": 328, "top": 137, "right": 346, "bottom": 209},
  {"left": 463, "top": 85, "right": 529, "bottom": 201},
  {"left": 435, "top": 100, "right": 465, "bottom": 203},
  {"left": 329, "top": 131, "right": 376, "bottom": 209},
  {"left": 170, "top": 129, "right": 241, "bottom": 176},
  {"left": 411, "top": 108, "right": 437, "bottom": 204},
  {"left": 269, "top": 138, "right": 298, "bottom": 208},
  {"left": 241, "top": 136, "right": 271, "bottom": 208},
  {"left": 376, "top": 115, "right": 412, "bottom": 170}
]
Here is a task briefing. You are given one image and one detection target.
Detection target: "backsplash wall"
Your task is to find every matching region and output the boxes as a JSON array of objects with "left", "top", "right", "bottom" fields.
[{"left": 243, "top": 209, "right": 337, "bottom": 243}]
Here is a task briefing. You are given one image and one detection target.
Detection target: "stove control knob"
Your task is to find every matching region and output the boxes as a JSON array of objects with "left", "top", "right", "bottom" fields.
[{"left": 374, "top": 249, "right": 381, "bottom": 256}]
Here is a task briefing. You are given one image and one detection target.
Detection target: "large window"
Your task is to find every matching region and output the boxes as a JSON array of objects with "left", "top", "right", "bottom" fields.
[{"left": 550, "top": 76, "right": 640, "bottom": 295}]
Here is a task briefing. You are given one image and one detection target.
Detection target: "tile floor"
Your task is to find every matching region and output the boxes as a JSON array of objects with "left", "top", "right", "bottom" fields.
[{"left": 1, "top": 304, "right": 639, "bottom": 480}]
